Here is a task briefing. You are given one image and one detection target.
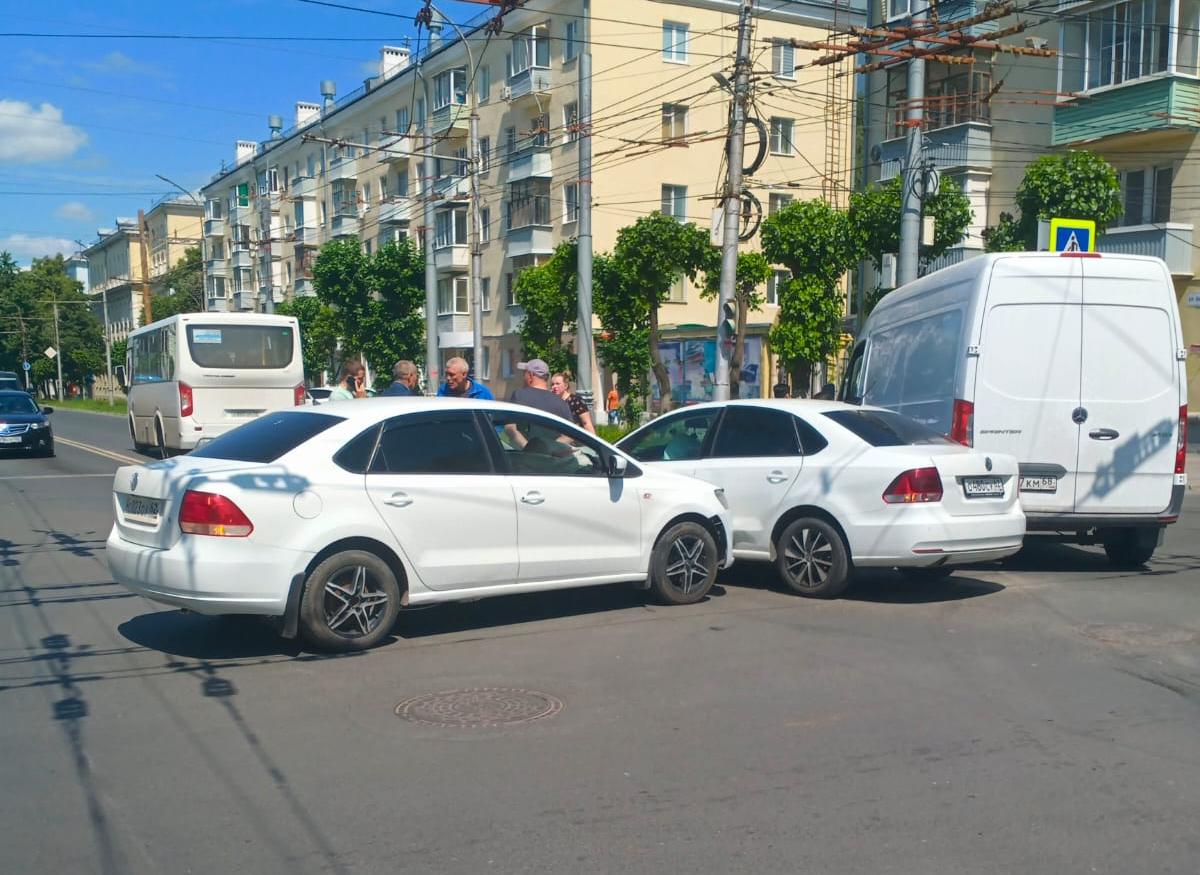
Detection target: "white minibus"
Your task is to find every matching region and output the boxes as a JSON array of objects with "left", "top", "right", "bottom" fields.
[
  {"left": 844, "top": 252, "right": 1187, "bottom": 566},
  {"left": 126, "top": 313, "right": 305, "bottom": 452}
]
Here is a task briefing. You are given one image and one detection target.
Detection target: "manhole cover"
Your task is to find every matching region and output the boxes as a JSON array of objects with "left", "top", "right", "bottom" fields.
[
  {"left": 395, "top": 688, "right": 563, "bottom": 728},
  {"left": 1078, "top": 623, "right": 1198, "bottom": 649}
]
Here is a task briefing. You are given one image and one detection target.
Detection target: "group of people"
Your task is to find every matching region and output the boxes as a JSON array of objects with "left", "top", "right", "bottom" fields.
[
  {"left": 772, "top": 380, "right": 837, "bottom": 400},
  {"left": 326, "top": 355, "right": 602, "bottom": 433}
]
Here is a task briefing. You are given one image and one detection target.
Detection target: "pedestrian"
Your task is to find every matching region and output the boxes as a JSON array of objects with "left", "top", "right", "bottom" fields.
[
  {"left": 772, "top": 379, "right": 790, "bottom": 399},
  {"left": 380, "top": 360, "right": 419, "bottom": 396},
  {"left": 550, "top": 372, "right": 596, "bottom": 434},
  {"left": 813, "top": 382, "right": 836, "bottom": 400},
  {"left": 329, "top": 359, "right": 368, "bottom": 400},
  {"left": 436, "top": 356, "right": 494, "bottom": 399},
  {"left": 606, "top": 385, "right": 621, "bottom": 426},
  {"left": 508, "top": 358, "right": 573, "bottom": 421}
]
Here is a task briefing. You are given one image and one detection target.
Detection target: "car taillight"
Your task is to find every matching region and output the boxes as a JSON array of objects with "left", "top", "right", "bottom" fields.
[
  {"left": 949, "top": 399, "right": 973, "bottom": 446},
  {"left": 179, "top": 381, "right": 193, "bottom": 418},
  {"left": 883, "top": 467, "right": 943, "bottom": 504},
  {"left": 179, "top": 490, "right": 253, "bottom": 537},
  {"left": 1176, "top": 404, "right": 1188, "bottom": 475},
  {"left": 294, "top": 383, "right": 306, "bottom": 406}
]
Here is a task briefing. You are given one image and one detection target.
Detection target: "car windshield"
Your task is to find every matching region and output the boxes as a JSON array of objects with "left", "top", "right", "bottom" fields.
[
  {"left": 190, "top": 411, "right": 344, "bottom": 463},
  {"left": 823, "top": 409, "right": 953, "bottom": 447},
  {"left": 0, "top": 394, "right": 38, "bottom": 415}
]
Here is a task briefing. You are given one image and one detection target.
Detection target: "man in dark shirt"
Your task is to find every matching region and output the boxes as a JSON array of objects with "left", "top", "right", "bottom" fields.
[
  {"left": 379, "top": 360, "right": 419, "bottom": 396},
  {"left": 509, "top": 358, "right": 573, "bottom": 421}
]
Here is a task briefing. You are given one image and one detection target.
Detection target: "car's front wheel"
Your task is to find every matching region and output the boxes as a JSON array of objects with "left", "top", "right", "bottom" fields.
[
  {"left": 775, "top": 517, "right": 850, "bottom": 598},
  {"left": 648, "top": 521, "right": 718, "bottom": 605},
  {"left": 299, "top": 550, "right": 401, "bottom": 651}
]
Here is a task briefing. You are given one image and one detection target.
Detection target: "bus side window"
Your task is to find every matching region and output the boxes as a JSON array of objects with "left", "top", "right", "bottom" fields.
[{"left": 841, "top": 340, "right": 867, "bottom": 405}]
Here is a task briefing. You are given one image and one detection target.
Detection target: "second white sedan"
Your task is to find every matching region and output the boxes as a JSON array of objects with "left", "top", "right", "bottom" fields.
[{"left": 618, "top": 400, "right": 1025, "bottom": 598}]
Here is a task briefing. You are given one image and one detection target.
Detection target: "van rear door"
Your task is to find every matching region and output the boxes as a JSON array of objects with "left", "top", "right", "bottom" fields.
[
  {"left": 973, "top": 256, "right": 1083, "bottom": 514},
  {"left": 1074, "top": 258, "right": 1179, "bottom": 515}
]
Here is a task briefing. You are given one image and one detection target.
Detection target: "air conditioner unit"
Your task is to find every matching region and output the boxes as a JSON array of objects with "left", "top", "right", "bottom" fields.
[{"left": 500, "top": 85, "right": 513, "bottom": 100}]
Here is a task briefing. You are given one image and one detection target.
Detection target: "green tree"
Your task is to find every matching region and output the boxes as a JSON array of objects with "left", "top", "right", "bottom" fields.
[
  {"left": 150, "top": 246, "right": 204, "bottom": 320},
  {"left": 514, "top": 241, "right": 578, "bottom": 377},
  {"left": 593, "top": 253, "right": 649, "bottom": 424},
  {"left": 611, "top": 213, "right": 714, "bottom": 411},
  {"left": 276, "top": 295, "right": 340, "bottom": 384},
  {"left": 984, "top": 151, "right": 1122, "bottom": 252},
  {"left": 701, "top": 251, "right": 772, "bottom": 398},
  {"left": 850, "top": 176, "right": 973, "bottom": 271},
  {"left": 760, "top": 199, "right": 860, "bottom": 389}
]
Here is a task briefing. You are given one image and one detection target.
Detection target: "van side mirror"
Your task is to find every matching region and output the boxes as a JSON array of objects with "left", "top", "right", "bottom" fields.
[
  {"left": 115, "top": 365, "right": 127, "bottom": 390},
  {"left": 607, "top": 454, "right": 628, "bottom": 477}
]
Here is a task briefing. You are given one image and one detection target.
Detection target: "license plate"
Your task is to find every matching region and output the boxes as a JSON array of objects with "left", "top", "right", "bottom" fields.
[
  {"left": 226, "top": 409, "right": 264, "bottom": 418},
  {"left": 0, "top": 436, "right": 20, "bottom": 444},
  {"left": 963, "top": 476, "right": 1004, "bottom": 498},
  {"left": 123, "top": 495, "right": 161, "bottom": 523},
  {"left": 1018, "top": 476, "right": 1058, "bottom": 493}
]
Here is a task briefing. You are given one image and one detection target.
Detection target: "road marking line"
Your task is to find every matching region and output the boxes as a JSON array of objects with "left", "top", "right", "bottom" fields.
[
  {"left": 55, "top": 436, "right": 142, "bottom": 465},
  {"left": 0, "top": 473, "right": 113, "bottom": 481}
]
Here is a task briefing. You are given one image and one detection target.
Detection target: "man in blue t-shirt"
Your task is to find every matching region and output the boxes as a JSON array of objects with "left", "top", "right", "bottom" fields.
[
  {"left": 436, "top": 356, "right": 494, "bottom": 400},
  {"left": 380, "top": 360, "right": 419, "bottom": 397}
]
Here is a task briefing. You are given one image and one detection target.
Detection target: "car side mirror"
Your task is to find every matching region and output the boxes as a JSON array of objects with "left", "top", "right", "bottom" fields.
[
  {"left": 607, "top": 454, "right": 628, "bottom": 477},
  {"left": 41, "top": 406, "right": 54, "bottom": 415}
]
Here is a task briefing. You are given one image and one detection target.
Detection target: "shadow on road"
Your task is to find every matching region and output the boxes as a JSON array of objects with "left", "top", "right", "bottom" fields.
[
  {"left": 718, "top": 562, "right": 1004, "bottom": 604},
  {"left": 118, "top": 612, "right": 349, "bottom": 661}
]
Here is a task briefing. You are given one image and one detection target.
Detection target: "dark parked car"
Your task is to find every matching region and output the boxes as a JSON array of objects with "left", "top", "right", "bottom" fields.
[
  {"left": 0, "top": 371, "right": 23, "bottom": 393},
  {"left": 0, "top": 390, "right": 54, "bottom": 457}
]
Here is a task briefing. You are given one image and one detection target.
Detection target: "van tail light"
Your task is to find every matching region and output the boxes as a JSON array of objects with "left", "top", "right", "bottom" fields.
[
  {"left": 949, "top": 399, "right": 974, "bottom": 446},
  {"left": 883, "top": 467, "right": 943, "bottom": 504},
  {"left": 180, "top": 490, "right": 254, "bottom": 537},
  {"left": 179, "top": 381, "right": 194, "bottom": 418},
  {"left": 1176, "top": 404, "right": 1188, "bottom": 475},
  {"left": 294, "top": 383, "right": 307, "bottom": 406}
]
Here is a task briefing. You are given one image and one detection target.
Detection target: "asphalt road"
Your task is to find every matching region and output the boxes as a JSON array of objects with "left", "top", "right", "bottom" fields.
[{"left": 1, "top": 409, "right": 1198, "bottom": 873}]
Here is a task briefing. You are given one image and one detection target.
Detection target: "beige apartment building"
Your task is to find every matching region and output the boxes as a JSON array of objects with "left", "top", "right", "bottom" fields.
[{"left": 200, "top": 0, "right": 864, "bottom": 399}]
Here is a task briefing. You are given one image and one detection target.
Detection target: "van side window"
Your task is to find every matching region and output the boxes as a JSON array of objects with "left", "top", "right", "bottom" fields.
[
  {"left": 863, "top": 309, "right": 963, "bottom": 433},
  {"left": 842, "top": 341, "right": 867, "bottom": 404}
]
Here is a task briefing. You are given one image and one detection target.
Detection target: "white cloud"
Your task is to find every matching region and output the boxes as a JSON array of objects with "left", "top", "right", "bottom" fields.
[
  {"left": 84, "top": 51, "right": 171, "bottom": 81},
  {"left": 0, "top": 101, "right": 88, "bottom": 163},
  {"left": 0, "top": 234, "right": 76, "bottom": 263},
  {"left": 55, "top": 201, "right": 95, "bottom": 222}
]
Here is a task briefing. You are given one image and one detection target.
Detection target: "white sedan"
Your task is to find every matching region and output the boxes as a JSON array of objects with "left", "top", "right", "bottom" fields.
[
  {"left": 107, "top": 398, "right": 733, "bottom": 651},
  {"left": 618, "top": 400, "right": 1025, "bottom": 598}
]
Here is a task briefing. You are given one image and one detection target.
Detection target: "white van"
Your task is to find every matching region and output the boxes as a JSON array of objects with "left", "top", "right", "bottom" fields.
[
  {"left": 126, "top": 312, "right": 305, "bottom": 452},
  {"left": 843, "top": 252, "right": 1187, "bottom": 566}
]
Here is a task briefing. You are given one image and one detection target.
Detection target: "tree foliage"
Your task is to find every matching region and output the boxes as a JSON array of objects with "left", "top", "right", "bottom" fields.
[
  {"left": 514, "top": 240, "right": 578, "bottom": 378},
  {"left": 311, "top": 237, "right": 425, "bottom": 389},
  {"left": 593, "top": 253, "right": 650, "bottom": 424},
  {"left": 850, "top": 175, "right": 973, "bottom": 270},
  {"left": 149, "top": 246, "right": 204, "bottom": 321},
  {"left": 276, "top": 295, "right": 340, "bottom": 384},
  {"left": 984, "top": 151, "right": 1122, "bottom": 252},
  {"left": 701, "top": 250, "right": 772, "bottom": 398}
]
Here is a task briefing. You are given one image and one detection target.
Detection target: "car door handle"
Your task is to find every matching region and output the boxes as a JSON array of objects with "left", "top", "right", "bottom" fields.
[
  {"left": 383, "top": 492, "right": 413, "bottom": 507},
  {"left": 520, "top": 491, "right": 545, "bottom": 505},
  {"left": 1088, "top": 428, "right": 1120, "bottom": 441},
  {"left": 766, "top": 471, "right": 788, "bottom": 483}
]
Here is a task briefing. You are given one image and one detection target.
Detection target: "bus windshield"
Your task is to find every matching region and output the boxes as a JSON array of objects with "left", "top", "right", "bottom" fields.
[{"left": 186, "top": 324, "right": 295, "bottom": 370}]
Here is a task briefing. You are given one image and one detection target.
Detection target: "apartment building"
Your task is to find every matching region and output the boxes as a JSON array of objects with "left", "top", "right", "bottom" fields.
[
  {"left": 1053, "top": 0, "right": 1200, "bottom": 408},
  {"left": 200, "top": 0, "right": 864, "bottom": 399}
]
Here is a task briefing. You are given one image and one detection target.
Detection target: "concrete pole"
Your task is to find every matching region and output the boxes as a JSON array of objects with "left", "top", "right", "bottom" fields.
[
  {"left": 469, "top": 111, "right": 484, "bottom": 381},
  {"left": 423, "top": 120, "right": 440, "bottom": 394},
  {"left": 714, "top": 0, "right": 754, "bottom": 402},
  {"left": 101, "top": 286, "right": 114, "bottom": 405},
  {"left": 575, "top": 0, "right": 596, "bottom": 415},
  {"left": 52, "top": 301, "right": 64, "bottom": 400},
  {"left": 896, "top": 46, "right": 925, "bottom": 287}
]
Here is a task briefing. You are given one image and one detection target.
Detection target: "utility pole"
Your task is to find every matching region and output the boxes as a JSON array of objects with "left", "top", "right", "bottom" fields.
[
  {"left": 575, "top": 0, "right": 596, "bottom": 417},
  {"left": 137, "top": 209, "right": 153, "bottom": 325},
  {"left": 897, "top": 19, "right": 927, "bottom": 288},
  {"left": 76, "top": 238, "right": 115, "bottom": 406},
  {"left": 714, "top": 0, "right": 754, "bottom": 403},
  {"left": 422, "top": 122, "right": 440, "bottom": 394},
  {"left": 469, "top": 111, "right": 485, "bottom": 381},
  {"left": 51, "top": 300, "right": 64, "bottom": 400}
]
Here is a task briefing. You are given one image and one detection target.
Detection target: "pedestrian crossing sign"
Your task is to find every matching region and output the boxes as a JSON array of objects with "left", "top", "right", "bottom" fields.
[{"left": 1049, "top": 218, "right": 1096, "bottom": 253}]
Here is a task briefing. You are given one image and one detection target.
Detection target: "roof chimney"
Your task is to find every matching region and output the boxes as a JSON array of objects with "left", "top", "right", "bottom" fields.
[
  {"left": 235, "top": 140, "right": 257, "bottom": 165},
  {"left": 320, "top": 80, "right": 337, "bottom": 112},
  {"left": 380, "top": 45, "right": 410, "bottom": 80},
  {"left": 295, "top": 101, "right": 320, "bottom": 128},
  {"left": 268, "top": 114, "right": 284, "bottom": 140},
  {"left": 428, "top": 9, "right": 445, "bottom": 47}
]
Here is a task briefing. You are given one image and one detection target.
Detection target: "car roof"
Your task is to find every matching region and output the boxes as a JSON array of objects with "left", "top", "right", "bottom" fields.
[
  {"left": 0, "top": 389, "right": 34, "bottom": 396},
  {"left": 305, "top": 396, "right": 559, "bottom": 421},
  {"left": 648, "top": 398, "right": 870, "bottom": 416}
]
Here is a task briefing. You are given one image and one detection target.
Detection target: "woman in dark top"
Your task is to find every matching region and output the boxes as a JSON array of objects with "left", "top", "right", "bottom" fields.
[{"left": 550, "top": 372, "right": 597, "bottom": 434}]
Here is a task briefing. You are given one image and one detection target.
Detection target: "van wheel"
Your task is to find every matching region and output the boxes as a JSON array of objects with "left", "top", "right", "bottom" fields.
[
  {"left": 648, "top": 521, "right": 718, "bottom": 605},
  {"left": 1101, "top": 527, "right": 1158, "bottom": 567},
  {"left": 775, "top": 517, "right": 850, "bottom": 598},
  {"left": 299, "top": 550, "right": 400, "bottom": 651}
]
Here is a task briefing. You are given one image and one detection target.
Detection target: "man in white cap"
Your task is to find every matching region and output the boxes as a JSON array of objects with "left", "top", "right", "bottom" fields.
[{"left": 510, "top": 357, "right": 573, "bottom": 421}]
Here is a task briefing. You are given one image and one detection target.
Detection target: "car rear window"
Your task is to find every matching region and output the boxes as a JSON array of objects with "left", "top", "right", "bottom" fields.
[
  {"left": 190, "top": 411, "right": 344, "bottom": 463},
  {"left": 823, "top": 409, "right": 952, "bottom": 447}
]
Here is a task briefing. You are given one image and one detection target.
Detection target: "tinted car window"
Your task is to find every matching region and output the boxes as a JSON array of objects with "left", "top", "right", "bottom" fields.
[
  {"left": 0, "top": 393, "right": 39, "bottom": 414},
  {"left": 823, "top": 409, "right": 953, "bottom": 447},
  {"left": 711, "top": 407, "right": 800, "bottom": 457},
  {"left": 793, "top": 415, "right": 829, "bottom": 455},
  {"left": 190, "top": 411, "right": 344, "bottom": 462},
  {"left": 334, "top": 424, "right": 381, "bottom": 473},
  {"left": 488, "top": 411, "right": 606, "bottom": 477},
  {"left": 619, "top": 409, "right": 718, "bottom": 462},
  {"left": 370, "top": 416, "right": 492, "bottom": 475},
  {"left": 186, "top": 324, "right": 295, "bottom": 369}
]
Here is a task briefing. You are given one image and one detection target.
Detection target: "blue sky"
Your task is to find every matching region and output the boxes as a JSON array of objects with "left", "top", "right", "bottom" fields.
[{"left": 0, "top": 0, "right": 482, "bottom": 263}]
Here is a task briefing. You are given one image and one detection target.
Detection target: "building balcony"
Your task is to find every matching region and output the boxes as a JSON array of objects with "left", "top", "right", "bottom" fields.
[
  {"left": 257, "top": 191, "right": 282, "bottom": 214},
  {"left": 228, "top": 205, "right": 250, "bottom": 226},
  {"left": 230, "top": 248, "right": 253, "bottom": 269},
  {"left": 1053, "top": 76, "right": 1200, "bottom": 147},
  {"left": 327, "top": 156, "right": 358, "bottom": 182},
  {"left": 330, "top": 212, "right": 359, "bottom": 238},
  {"left": 504, "top": 226, "right": 555, "bottom": 258},
  {"left": 507, "top": 144, "right": 552, "bottom": 182},
  {"left": 506, "top": 67, "right": 552, "bottom": 104},
  {"left": 879, "top": 121, "right": 991, "bottom": 181},
  {"left": 431, "top": 103, "right": 468, "bottom": 137},
  {"left": 377, "top": 196, "right": 414, "bottom": 225},
  {"left": 206, "top": 296, "right": 231, "bottom": 313},
  {"left": 920, "top": 245, "right": 982, "bottom": 277},
  {"left": 1097, "top": 223, "right": 1196, "bottom": 277},
  {"left": 293, "top": 225, "right": 320, "bottom": 247},
  {"left": 290, "top": 175, "right": 316, "bottom": 199},
  {"left": 434, "top": 244, "right": 469, "bottom": 271},
  {"left": 437, "top": 314, "right": 473, "bottom": 349},
  {"left": 433, "top": 174, "right": 470, "bottom": 200},
  {"left": 204, "top": 257, "right": 226, "bottom": 275},
  {"left": 379, "top": 134, "right": 414, "bottom": 164},
  {"left": 294, "top": 277, "right": 316, "bottom": 297},
  {"left": 232, "top": 291, "right": 255, "bottom": 312},
  {"left": 258, "top": 239, "right": 286, "bottom": 259},
  {"left": 203, "top": 218, "right": 224, "bottom": 238}
]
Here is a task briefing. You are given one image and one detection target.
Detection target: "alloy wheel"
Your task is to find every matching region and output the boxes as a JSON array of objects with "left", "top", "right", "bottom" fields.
[
  {"left": 664, "top": 535, "right": 710, "bottom": 596},
  {"left": 323, "top": 565, "right": 391, "bottom": 638},
  {"left": 783, "top": 527, "right": 834, "bottom": 590}
]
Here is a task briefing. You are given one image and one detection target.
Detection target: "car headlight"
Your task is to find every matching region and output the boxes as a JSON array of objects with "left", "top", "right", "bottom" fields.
[{"left": 29, "top": 422, "right": 43, "bottom": 430}]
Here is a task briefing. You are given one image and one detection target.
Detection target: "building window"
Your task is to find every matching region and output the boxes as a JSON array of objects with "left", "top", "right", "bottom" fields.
[
  {"left": 564, "top": 182, "right": 580, "bottom": 223},
  {"left": 663, "top": 21, "right": 689, "bottom": 63},
  {"left": 661, "top": 103, "right": 688, "bottom": 142},
  {"left": 771, "top": 40, "right": 796, "bottom": 78},
  {"left": 767, "top": 270, "right": 789, "bottom": 306},
  {"left": 505, "top": 126, "right": 518, "bottom": 158},
  {"left": 331, "top": 180, "right": 357, "bottom": 218},
  {"left": 1118, "top": 165, "right": 1175, "bottom": 226},
  {"left": 1122, "top": 169, "right": 1146, "bottom": 226},
  {"left": 481, "top": 207, "right": 491, "bottom": 242},
  {"left": 478, "top": 65, "right": 491, "bottom": 103},
  {"left": 769, "top": 117, "right": 794, "bottom": 155},
  {"left": 564, "top": 102, "right": 579, "bottom": 143},
  {"left": 207, "top": 276, "right": 227, "bottom": 298},
  {"left": 529, "top": 113, "right": 550, "bottom": 148},
  {"left": 888, "top": 0, "right": 912, "bottom": 20},
  {"left": 395, "top": 107, "right": 409, "bottom": 135},
  {"left": 398, "top": 169, "right": 409, "bottom": 197},
  {"left": 434, "top": 68, "right": 467, "bottom": 110},
  {"left": 511, "top": 23, "right": 550, "bottom": 76},
  {"left": 379, "top": 176, "right": 389, "bottom": 201},
  {"left": 667, "top": 274, "right": 686, "bottom": 303},
  {"left": 415, "top": 97, "right": 426, "bottom": 127},
  {"left": 506, "top": 178, "right": 552, "bottom": 229},
  {"left": 769, "top": 193, "right": 794, "bottom": 215},
  {"left": 481, "top": 345, "right": 492, "bottom": 380},
  {"left": 565, "top": 20, "right": 580, "bottom": 61},
  {"left": 1153, "top": 165, "right": 1173, "bottom": 222},
  {"left": 481, "top": 277, "right": 492, "bottom": 312},
  {"left": 437, "top": 275, "right": 469, "bottom": 315},
  {"left": 361, "top": 183, "right": 372, "bottom": 210},
  {"left": 479, "top": 136, "right": 491, "bottom": 172},
  {"left": 435, "top": 208, "right": 468, "bottom": 248},
  {"left": 661, "top": 184, "right": 687, "bottom": 221},
  {"left": 1061, "top": 1, "right": 1174, "bottom": 93},
  {"left": 505, "top": 272, "right": 515, "bottom": 307}
]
